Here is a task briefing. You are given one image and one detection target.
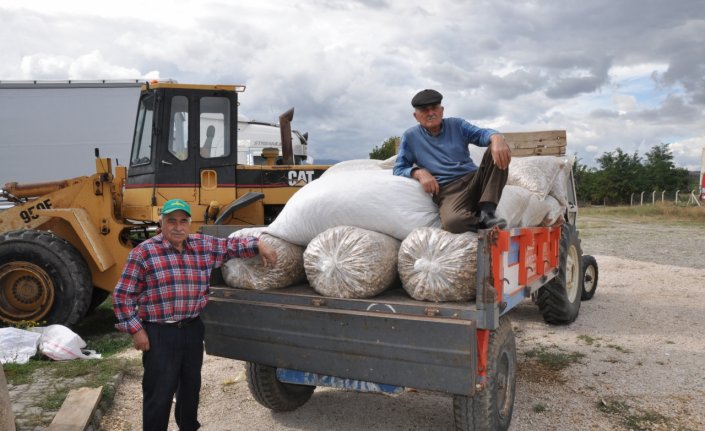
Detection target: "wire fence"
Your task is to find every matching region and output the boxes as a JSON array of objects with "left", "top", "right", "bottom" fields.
[{"left": 629, "top": 189, "right": 702, "bottom": 207}]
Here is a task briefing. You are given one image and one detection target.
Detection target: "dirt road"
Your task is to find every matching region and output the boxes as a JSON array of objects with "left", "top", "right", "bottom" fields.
[{"left": 101, "top": 217, "right": 705, "bottom": 431}]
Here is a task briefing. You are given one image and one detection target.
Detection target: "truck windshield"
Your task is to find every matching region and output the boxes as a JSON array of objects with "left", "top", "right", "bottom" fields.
[{"left": 130, "top": 94, "right": 154, "bottom": 166}]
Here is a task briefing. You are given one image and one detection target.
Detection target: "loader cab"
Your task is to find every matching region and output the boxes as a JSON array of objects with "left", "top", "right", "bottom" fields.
[{"left": 123, "top": 83, "right": 242, "bottom": 223}]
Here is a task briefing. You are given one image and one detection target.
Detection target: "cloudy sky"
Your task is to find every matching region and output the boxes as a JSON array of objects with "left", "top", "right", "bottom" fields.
[{"left": 1, "top": 0, "right": 704, "bottom": 172}]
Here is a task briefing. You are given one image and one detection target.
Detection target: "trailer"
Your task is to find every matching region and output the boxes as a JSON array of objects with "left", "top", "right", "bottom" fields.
[{"left": 200, "top": 131, "right": 596, "bottom": 430}]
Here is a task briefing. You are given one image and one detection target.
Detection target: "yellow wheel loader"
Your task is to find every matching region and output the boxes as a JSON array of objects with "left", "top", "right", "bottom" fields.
[{"left": 0, "top": 82, "right": 329, "bottom": 326}]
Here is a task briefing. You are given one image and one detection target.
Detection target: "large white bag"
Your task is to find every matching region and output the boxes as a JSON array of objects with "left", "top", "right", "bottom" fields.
[
  {"left": 0, "top": 327, "right": 40, "bottom": 364},
  {"left": 267, "top": 170, "right": 441, "bottom": 246},
  {"left": 304, "top": 226, "right": 400, "bottom": 299},
  {"left": 222, "top": 228, "right": 306, "bottom": 290},
  {"left": 320, "top": 159, "right": 386, "bottom": 177},
  {"left": 29, "top": 325, "right": 101, "bottom": 361},
  {"left": 496, "top": 185, "right": 531, "bottom": 228},
  {"left": 508, "top": 156, "right": 567, "bottom": 201},
  {"left": 398, "top": 227, "right": 478, "bottom": 302}
]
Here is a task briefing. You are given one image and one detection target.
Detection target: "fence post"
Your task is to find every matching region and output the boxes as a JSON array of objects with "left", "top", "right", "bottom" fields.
[
  {"left": 652, "top": 190, "right": 656, "bottom": 205},
  {"left": 661, "top": 190, "right": 666, "bottom": 203},
  {"left": 675, "top": 190, "right": 680, "bottom": 204},
  {"left": 630, "top": 193, "right": 634, "bottom": 206},
  {"left": 640, "top": 191, "right": 645, "bottom": 206}
]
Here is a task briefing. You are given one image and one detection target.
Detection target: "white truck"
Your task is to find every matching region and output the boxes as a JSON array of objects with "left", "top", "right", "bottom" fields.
[{"left": 0, "top": 80, "right": 311, "bottom": 186}]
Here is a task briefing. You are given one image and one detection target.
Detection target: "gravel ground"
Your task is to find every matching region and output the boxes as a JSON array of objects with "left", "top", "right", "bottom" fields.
[{"left": 100, "top": 216, "right": 705, "bottom": 431}]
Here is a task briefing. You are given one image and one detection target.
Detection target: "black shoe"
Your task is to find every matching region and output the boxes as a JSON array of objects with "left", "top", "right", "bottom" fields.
[{"left": 478, "top": 211, "right": 507, "bottom": 230}]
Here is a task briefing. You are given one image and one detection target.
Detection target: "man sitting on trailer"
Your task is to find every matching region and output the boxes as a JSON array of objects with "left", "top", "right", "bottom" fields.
[{"left": 394, "top": 89, "right": 512, "bottom": 233}]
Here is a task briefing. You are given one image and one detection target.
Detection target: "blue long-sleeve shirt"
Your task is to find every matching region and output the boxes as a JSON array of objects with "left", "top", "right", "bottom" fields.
[{"left": 393, "top": 117, "right": 499, "bottom": 185}]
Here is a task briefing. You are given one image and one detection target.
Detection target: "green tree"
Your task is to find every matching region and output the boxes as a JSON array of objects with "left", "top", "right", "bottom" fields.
[
  {"left": 643, "top": 143, "right": 689, "bottom": 192},
  {"left": 370, "top": 136, "right": 399, "bottom": 160},
  {"left": 594, "top": 148, "right": 644, "bottom": 204}
]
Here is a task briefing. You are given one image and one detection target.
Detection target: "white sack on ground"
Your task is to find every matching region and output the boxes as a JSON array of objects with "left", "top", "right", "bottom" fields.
[
  {"left": 267, "top": 170, "right": 441, "bottom": 246},
  {"left": 304, "top": 226, "right": 400, "bottom": 299},
  {"left": 222, "top": 227, "right": 305, "bottom": 290},
  {"left": 0, "top": 327, "right": 40, "bottom": 364},
  {"left": 398, "top": 227, "right": 478, "bottom": 302},
  {"left": 29, "top": 325, "right": 101, "bottom": 361},
  {"left": 508, "top": 156, "right": 566, "bottom": 201},
  {"left": 496, "top": 185, "right": 531, "bottom": 228}
]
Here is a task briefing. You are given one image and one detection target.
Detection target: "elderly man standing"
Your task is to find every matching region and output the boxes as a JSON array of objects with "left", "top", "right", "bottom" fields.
[
  {"left": 393, "top": 89, "right": 512, "bottom": 233},
  {"left": 113, "top": 198, "right": 277, "bottom": 431}
]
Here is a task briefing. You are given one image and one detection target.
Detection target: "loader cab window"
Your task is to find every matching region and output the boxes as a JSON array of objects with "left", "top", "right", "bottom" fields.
[
  {"left": 199, "top": 97, "right": 230, "bottom": 159},
  {"left": 168, "top": 96, "right": 189, "bottom": 161},
  {"left": 130, "top": 94, "right": 155, "bottom": 166}
]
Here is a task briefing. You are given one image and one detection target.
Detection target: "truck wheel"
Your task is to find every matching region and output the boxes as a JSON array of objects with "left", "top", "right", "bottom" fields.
[
  {"left": 246, "top": 362, "right": 315, "bottom": 411},
  {"left": 536, "top": 224, "right": 582, "bottom": 324},
  {"left": 580, "top": 255, "right": 599, "bottom": 301},
  {"left": 453, "top": 316, "right": 516, "bottom": 431},
  {"left": 0, "top": 230, "right": 92, "bottom": 326}
]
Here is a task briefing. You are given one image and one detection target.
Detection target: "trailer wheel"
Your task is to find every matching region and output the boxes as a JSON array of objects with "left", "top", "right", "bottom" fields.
[
  {"left": 580, "top": 255, "right": 599, "bottom": 301},
  {"left": 453, "top": 316, "right": 516, "bottom": 431},
  {"left": 0, "top": 230, "right": 92, "bottom": 326},
  {"left": 246, "top": 362, "right": 315, "bottom": 411},
  {"left": 537, "top": 224, "right": 582, "bottom": 324}
]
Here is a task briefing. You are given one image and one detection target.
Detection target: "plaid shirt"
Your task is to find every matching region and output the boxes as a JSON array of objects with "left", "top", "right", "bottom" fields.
[{"left": 113, "top": 233, "right": 258, "bottom": 334}]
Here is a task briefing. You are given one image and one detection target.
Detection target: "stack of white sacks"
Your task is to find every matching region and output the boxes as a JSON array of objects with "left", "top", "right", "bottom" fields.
[{"left": 221, "top": 149, "right": 573, "bottom": 303}]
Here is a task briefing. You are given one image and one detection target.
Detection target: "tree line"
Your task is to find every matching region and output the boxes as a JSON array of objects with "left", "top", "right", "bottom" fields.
[{"left": 370, "top": 137, "right": 690, "bottom": 205}]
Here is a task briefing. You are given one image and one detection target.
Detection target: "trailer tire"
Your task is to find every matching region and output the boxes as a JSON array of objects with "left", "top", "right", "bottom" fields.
[
  {"left": 537, "top": 224, "right": 582, "bottom": 324},
  {"left": 453, "top": 316, "right": 516, "bottom": 431},
  {"left": 0, "top": 230, "right": 92, "bottom": 326},
  {"left": 246, "top": 362, "right": 315, "bottom": 411},
  {"left": 580, "top": 255, "right": 599, "bottom": 301}
]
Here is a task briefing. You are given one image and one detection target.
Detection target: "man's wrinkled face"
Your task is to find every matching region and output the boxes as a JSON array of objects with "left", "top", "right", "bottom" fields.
[
  {"left": 161, "top": 210, "right": 191, "bottom": 247},
  {"left": 413, "top": 104, "right": 444, "bottom": 132}
]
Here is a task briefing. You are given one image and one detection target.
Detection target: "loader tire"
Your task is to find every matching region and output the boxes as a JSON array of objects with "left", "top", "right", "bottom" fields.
[
  {"left": 580, "top": 255, "right": 599, "bottom": 301},
  {"left": 246, "top": 362, "right": 315, "bottom": 412},
  {"left": 0, "top": 230, "right": 92, "bottom": 326},
  {"left": 453, "top": 316, "right": 516, "bottom": 431},
  {"left": 86, "top": 287, "right": 111, "bottom": 315},
  {"left": 537, "top": 224, "right": 582, "bottom": 325}
]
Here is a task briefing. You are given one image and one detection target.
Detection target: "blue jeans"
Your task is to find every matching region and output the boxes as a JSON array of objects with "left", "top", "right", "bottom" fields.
[{"left": 142, "top": 317, "right": 205, "bottom": 431}]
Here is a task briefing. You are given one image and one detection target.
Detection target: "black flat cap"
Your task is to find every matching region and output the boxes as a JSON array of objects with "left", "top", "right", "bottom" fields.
[{"left": 411, "top": 89, "right": 443, "bottom": 107}]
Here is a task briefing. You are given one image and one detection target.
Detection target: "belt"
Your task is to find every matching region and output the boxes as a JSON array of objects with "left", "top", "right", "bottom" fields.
[{"left": 146, "top": 316, "right": 200, "bottom": 328}]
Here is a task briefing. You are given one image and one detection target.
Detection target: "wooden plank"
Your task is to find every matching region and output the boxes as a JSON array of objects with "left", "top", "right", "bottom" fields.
[
  {"left": 504, "top": 130, "right": 566, "bottom": 157},
  {"left": 47, "top": 386, "right": 102, "bottom": 431},
  {"left": 0, "top": 363, "right": 15, "bottom": 431}
]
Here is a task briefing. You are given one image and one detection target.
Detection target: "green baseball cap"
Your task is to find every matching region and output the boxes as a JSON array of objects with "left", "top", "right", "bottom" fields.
[{"left": 161, "top": 198, "right": 191, "bottom": 216}]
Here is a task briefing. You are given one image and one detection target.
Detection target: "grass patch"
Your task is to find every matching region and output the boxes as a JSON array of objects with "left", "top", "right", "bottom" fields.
[
  {"left": 524, "top": 346, "right": 585, "bottom": 371},
  {"left": 532, "top": 403, "right": 547, "bottom": 413},
  {"left": 580, "top": 205, "right": 705, "bottom": 227},
  {"left": 577, "top": 334, "right": 597, "bottom": 345},
  {"left": 606, "top": 343, "right": 632, "bottom": 354},
  {"left": 597, "top": 397, "right": 670, "bottom": 431}
]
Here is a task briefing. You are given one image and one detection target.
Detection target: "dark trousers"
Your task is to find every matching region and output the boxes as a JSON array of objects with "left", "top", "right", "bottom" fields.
[
  {"left": 433, "top": 148, "right": 508, "bottom": 233},
  {"left": 142, "top": 318, "right": 205, "bottom": 431}
]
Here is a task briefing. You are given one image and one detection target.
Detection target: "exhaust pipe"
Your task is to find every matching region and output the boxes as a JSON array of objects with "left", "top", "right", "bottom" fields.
[{"left": 279, "top": 108, "right": 295, "bottom": 165}]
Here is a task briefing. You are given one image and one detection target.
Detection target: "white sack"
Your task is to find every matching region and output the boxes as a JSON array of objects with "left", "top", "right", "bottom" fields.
[
  {"left": 0, "top": 327, "right": 40, "bottom": 364},
  {"left": 542, "top": 195, "right": 565, "bottom": 226},
  {"left": 496, "top": 185, "right": 531, "bottom": 228},
  {"left": 222, "top": 228, "right": 305, "bottom": 290},
  {"left": 304, "top": 226, "right": 400, "bottom": 299},
  {"left": 548, "top": 155, "right": 575, "bottom": 208},
  {"left": 378, "top": 154, "right": 398, "bottom": 169},
  {"left": 398, "top": 227, "right": 478, "bottom": 302},
  {"left": 29, "top": 325, "right": 101, "bottom": 361},
  {"left": 267, "top": 170, "right": 441, "bottom": 246},
  {"left": 508, "top": 156, "right": 566, "bottom": 201},
  {"left": 321, "top": 159, "right": 386, "bottom": 177}
]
